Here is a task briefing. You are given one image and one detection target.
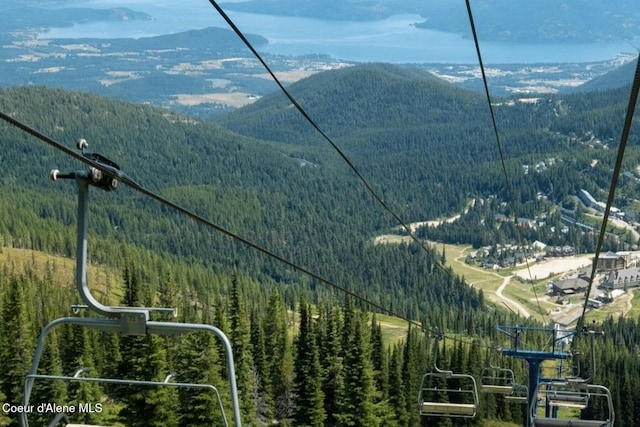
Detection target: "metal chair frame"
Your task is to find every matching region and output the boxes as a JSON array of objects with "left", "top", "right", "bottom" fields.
[
  {"left": 418, "top": 334, "right": 479, "bottom": 418},
  {"left": 480, "top": 347, "right": 516, "bottom": 395},
  {"left": 36, "top": 369, "right": 229, "bottom": 427}
]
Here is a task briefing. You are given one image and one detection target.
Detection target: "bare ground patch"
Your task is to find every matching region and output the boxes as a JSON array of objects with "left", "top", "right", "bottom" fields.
[
  {"left": 254, "top": 70, "right": 319, "bottom": 83},
  {"left": 173, "top": 92, "right": 258, "bottom": 107}
]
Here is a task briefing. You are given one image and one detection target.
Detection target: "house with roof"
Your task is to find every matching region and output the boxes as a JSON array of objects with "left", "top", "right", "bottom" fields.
[
  {"left": 545, "top": 246, "right": 576, "bottom": 257},
  {"left": 578, "top": 189, "right": 597, "bottom": 207}
]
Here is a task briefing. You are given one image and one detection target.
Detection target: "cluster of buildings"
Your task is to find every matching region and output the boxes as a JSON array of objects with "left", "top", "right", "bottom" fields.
[
  {"left": 547, "top": 190, "right": 639, "bottom": 301},
  {"left": 469, "top": 241, "right": 577, "bottom": 270},
  {"left": 549, "top": 251, "right": 640, "bottom": 298}
]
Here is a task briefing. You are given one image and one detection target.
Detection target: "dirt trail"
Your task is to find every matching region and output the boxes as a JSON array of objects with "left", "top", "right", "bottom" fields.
[
  {"left": 496, "top": 275, "right": 531, "bottom": 318},
  {"left": 450, "top": 250, "right": 531, "bottom": 318}
]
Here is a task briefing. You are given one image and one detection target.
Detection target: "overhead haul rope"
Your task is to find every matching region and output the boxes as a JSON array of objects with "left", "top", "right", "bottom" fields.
[
  {"left": 203, "top": 0, "right": 480, "bottom": 290},
  {"left": 465, "top": 0, "right": 545, "bottom": 323},
  {"left": 576, "top": 54, "right": 640, "bottom": 332},
  {"left": 0, "top": 110, "right": 423, "bottom": 330}
]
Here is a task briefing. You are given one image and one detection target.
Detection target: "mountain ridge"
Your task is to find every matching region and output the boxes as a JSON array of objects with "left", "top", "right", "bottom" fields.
[{"left": 216, "top": 63, "right": 487, "bottom": 143}]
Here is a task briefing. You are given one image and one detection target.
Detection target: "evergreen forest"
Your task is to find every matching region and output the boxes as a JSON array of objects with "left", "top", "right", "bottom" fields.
[{"left": 1, "top": 63, "right": 640, "bottom": 426}]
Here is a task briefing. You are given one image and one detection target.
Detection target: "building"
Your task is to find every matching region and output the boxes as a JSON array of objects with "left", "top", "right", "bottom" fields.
[
  {"left": 601, "top": 267, "right": 640, "bottom": 290},
  {"left": 578, "top": 189, "right": 597, "bottom": 207},
  {"left": 594, "top": 252, "right": 628, "bottom": 272},
  {"left": 551, "top": 274, "right": 590, "bottom": 295}
]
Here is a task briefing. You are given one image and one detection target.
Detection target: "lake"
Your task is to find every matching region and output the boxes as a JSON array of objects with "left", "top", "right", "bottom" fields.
[{"left": 39, "top": 0, "right": 634, "bottom": 64}]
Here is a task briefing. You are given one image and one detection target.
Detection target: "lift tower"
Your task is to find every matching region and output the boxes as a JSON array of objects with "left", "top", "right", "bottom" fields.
[{"left": 497, "top": 325, "right": 572, "bottom": 427}]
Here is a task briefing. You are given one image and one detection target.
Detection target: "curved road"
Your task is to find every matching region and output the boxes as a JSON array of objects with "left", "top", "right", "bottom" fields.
[
  {"left": 495, "top": 275, "right": 531, "bottom": 318},
  {"left": 451, "top": 249, "right": 531, "bottom": 318}
]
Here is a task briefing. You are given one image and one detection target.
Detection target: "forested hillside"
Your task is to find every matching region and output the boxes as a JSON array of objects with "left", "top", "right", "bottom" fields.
[
  {"left": 217, "top": 63, "right": 640, "bottom": 251},
  {"left": 0, "top": 83, "right": 486, "bottom": 324},
  {"left": 1, "top": 63, "right": 640, "bottom": 425}
]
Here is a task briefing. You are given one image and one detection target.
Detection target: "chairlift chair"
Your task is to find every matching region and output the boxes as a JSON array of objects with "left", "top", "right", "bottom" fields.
[
  {"left": 530, "top": 381, "right": 614, "bottom": 427},
  {"left": 480, "top": 366, "right": 516, "bottom": 394},
  {"left": 32, "top": 368, "right": 230, "bottom": 427},
  {"left": 480, "top": 347, "right": 516, "bottom": 395},
  {"left": 20, "top": 144, "right": 243, "bottom": 427},
  {"left": 418, "top": 334, "right": 479, "bottom": 418},
  {"left": 480, "top": 348, "right": 516, "bottom": 395}
]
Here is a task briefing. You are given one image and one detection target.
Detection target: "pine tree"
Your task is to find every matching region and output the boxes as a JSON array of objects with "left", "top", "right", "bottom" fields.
[
  {"left": 157, "top": 271, "right": 180, "bottom": 371},
  {"left": 388, "top": 345, "right": 406, "bottom": 426},
  {"left": 175, "top": 330, "right": 226, "bottom": 427},
  {"left": 115, "top": 266, "right": 178, "bottom": 427},
  {"left": 0, "top": 389, "right": 9, "bottom": 427},
  {"left": 0, "top": 276, "right": 23, "bottom": 427},
  {"left": 0, "top": 275, "right": 33, "bottom": 413},
  {"left": 141, "top": 338, "right": 179, "bottom": 427},
  {"left": 65, "top": 325, "right": 105, "bottom": 425},
  {"left": 401, "top": 327, "right": 426, "bottom": 427},
  {"left": 369, "top": 314, "right": 396, "bottom": 426},
  {"left": 337, "top": 299, "right": 379, "bottom": 426},
  {"left": 263, "top": 288, "right": 294, "bottom": 424},
  {"left": 228, "top": 272, "right": 256, "bottom": 425},
  {"left": 316, "top": 303, "right": 343, "bottom": 426},
  {"left": 293, "top": 298, "right": 325, "bottom": 427},
  {"left": 28, "top": 330, "right": 67, "bottom": 427},
  {"left": 370, "top": 314, "right": 387, "bottom": 394},
  {"left": 250, "top": 309, "right": 271, "bottom": 424}
]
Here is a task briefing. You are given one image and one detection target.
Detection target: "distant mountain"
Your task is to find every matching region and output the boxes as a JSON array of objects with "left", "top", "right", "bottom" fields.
[
  {"left": 220, "top": 0, "right": 640, "bottom": 43},
  {"left": 213, "top": 63, "right": 640, "bottom": 250},
  {"left": 0, "top": 6, "right": 151, "bottom": 33},
  {"left": 417, "top": 0, "right": 640, "bottom": 43},
  {"left": 571, "top": 58, "right": 639, "bottom": 93},
  {"left": 219, "top": 0, "right": 401, "bottom": 21},
  {"left": 215, "top": 63, "right": 486, "bottom": 144}
]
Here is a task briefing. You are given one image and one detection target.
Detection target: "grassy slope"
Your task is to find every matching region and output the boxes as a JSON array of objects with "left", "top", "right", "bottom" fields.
[
  {"left": 1, "top": 245, "right": 414, "bottom": 344},
  {"left": 0, "top": 246, "right": 123, "bottom": 305}
]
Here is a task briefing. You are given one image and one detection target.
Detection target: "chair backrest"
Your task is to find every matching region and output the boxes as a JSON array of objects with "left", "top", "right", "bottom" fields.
[
  {"left": 418, "top": 371, "right": 479, "bottom": 418},
  {"left": 503, "top": 383, "right": 528, "bottom": 403},
  {"left": 480, "top": 366, "right": 516, "bottom": 394}
]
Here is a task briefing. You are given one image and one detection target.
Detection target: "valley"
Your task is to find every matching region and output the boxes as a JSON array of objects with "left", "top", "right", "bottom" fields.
[{"left": 375, "top": 207, "right": 640, "bottom": 327}]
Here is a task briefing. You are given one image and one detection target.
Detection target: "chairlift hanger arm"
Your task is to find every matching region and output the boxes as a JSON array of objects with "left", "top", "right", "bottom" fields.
[
  {"left": 497, "top": 325, "right": 576, "bottom": 354},
  {"left": 50, "top": 139, "right": 175, "bottom": 320}
]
